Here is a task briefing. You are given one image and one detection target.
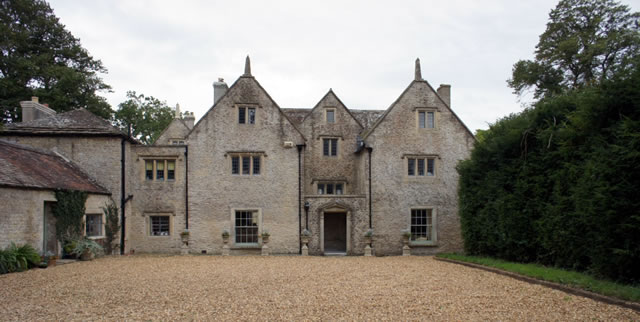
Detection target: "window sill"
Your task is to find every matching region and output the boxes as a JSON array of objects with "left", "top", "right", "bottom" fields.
[
  {"left": 149, "top": 235, "right": 172, "bottom": 237},
  {"left": 410, "top": 241, "right": 438, "bottom": 247},
  {"left": 231, "top": 243, "right": 261, "bottom": 249},
  {"left": 87, "top": 236, "right": 104, "bottom": 240}
]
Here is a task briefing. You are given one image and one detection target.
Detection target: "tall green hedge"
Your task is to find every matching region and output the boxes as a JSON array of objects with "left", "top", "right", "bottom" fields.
[{"left": 458, "top": 68, "right": 640, "bottom": 283}]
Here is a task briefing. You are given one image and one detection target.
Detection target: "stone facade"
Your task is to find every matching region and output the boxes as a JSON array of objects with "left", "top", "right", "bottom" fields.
[{"left": 1, "top": 57, "right": 474, "bottom": 256}]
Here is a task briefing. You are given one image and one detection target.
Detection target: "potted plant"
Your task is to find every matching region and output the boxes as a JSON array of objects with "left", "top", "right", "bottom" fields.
[
  {"left": 402, "top": 230, "right": 412, "bottom": 245},
  {"left": 261, "top": 230, "right": 270, "bottom": 244},
  {"left": 221, "top": 229, "right": 230, "bottom": 244},
  {"left": 301, "top": 229, "right": 311, "bottom": 244},
  {"left": 72, "top": 238, "right": 103, "bottom": 261},
  {"left": 180, "top": 229, "right": 190, "bottom": 243},
  {"left": 363, "top": 229, "right": 373, "bottom": 246}
]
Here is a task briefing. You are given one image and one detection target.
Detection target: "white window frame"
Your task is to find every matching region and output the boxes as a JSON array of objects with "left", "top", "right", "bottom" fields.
[
  {"left": 84, "top": 213, "right": 104, "bottom": 239},
  {"left": 149, "top": 215, "right": 171, "bottom": 237},
  {"left": 409, "top": 207, "right": 437, "bottom": 246},
  {"left": 230, "top": 208, "right": 263, "bottom": 247}
]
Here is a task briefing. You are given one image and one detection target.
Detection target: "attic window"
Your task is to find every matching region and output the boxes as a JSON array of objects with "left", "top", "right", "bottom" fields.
[
  {"left": 417, "top": 110, "right": 435, "bottom": 129},
  {"left": 239, "top": 106, "right": 256, "bottom": 124},
  {"left": 326, "top": 109, "right": 335, "bottom": 123}
]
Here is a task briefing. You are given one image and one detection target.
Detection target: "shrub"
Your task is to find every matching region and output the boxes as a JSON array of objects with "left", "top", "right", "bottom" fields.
[
  {"left": 102, "top": 200, "right": 120, "bottom": 255},
  {"left": 72, "top": 239, "right": 104, "bottom": 257},
  {"left": 0, "top": 243, "right": 41, "bottom": 274}
]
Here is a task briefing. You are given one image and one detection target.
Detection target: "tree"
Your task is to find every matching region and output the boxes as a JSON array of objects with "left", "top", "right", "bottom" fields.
[
  {"left": 102, "top": 199, "right": 119, "bottom": 256},
  {"left": 113, "top": 91, "right": 174, "bottom": 144},
  {"left": 508, "top": 0, "right": 640, "bottom": 99},
  {"left": 0, "top": 0, "right": 112, "bottom": 122}
]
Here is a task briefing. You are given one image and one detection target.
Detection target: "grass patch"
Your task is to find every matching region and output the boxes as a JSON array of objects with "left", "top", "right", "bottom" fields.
[{"left": 436, "top": 253, "right": 640, "bottom": 303}]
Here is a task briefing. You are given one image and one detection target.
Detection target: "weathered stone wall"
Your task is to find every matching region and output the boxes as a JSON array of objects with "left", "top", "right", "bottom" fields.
[
  {"left": 364, "top": 80, "right": 475, "bottom": 255},
  {"left": 0, "top": 187, "right": 110, "bottom": 253},
  {"left": 1, "top": 136, "right": 131, "bottom": 251},
  {"left": 128, "top": 145, "right": 187, "bottom": 253},
  {"left": 155, "top": 119, "right": 190, "bottom": 145},
  {"left": 187, "top": 76, "right": 305, "bottom": 254}
]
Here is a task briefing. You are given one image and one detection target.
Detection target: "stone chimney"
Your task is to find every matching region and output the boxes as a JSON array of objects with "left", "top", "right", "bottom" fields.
[
  {"left": 20, "top": 96, "right": 56, "bottom": 122},
  {"left": 184, "top": 112, "right": 195, "bottom": 129},
  {"left": 213, "top": 78, "right": 228, "bottom": 105},
  {"left": 437, "top": 84, "right": 451, "bottom": 107}
]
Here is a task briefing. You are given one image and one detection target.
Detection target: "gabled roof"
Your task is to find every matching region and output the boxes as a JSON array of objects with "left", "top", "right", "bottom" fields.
[
  {"left": 187, "top": 75, "right": 306, "bottom": 142},
  {"left": 301, "top": 89, "right": 364, "bottom": 129},
  {"left": 1, "top": 108, "right": 135, "bottom": 141},
  {"left": 0, "top": 140, "right": 111, "bottom": 195},
  {"left": 153, "top": 118, "right": 192, "bottom": 145},
  {"left": 360, "top": 80, "right": 475, "bottom": 140}
]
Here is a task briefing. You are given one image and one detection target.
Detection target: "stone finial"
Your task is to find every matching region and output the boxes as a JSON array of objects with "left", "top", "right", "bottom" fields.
[
  {"left": 415, "top": 58, "right": 422, "bottom": 81},
  {"left": 175, "top": 103, "right": 181, "bottom": 119},
  {"left": 244, "top": 55, "right": 251, "bottom": 76}
]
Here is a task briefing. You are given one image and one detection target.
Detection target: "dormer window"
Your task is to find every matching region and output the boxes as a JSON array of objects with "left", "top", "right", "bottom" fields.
[
  {"left": 239, "top": 106, "right": 256, "bottom": 124},
  {"left": 326, "top": 109, "right": 335, "bottom": 123},
  {"left": 417, "top": 109, "right": 435, "bottom": 129}
]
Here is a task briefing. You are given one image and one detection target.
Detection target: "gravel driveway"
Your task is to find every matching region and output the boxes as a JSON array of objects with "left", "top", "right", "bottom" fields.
[{"left": 0, "top": 255, "right": 637, "bottom": 321}]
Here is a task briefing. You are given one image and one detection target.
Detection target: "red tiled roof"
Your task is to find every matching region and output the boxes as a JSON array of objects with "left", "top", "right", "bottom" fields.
[{"left": 0, "top": 140, "right": 110, "bottom": 195}]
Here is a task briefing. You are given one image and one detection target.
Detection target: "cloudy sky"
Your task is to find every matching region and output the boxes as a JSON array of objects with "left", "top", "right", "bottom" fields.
[{"left": 48, "top": 0, "right": 639, "bottom": 132}]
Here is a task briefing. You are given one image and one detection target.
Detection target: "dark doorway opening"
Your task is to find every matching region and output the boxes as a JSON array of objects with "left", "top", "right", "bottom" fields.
[
  {"left": 43, "top": 201, "right": 58, "bottom": 255},
  {"left": 324, "top": 212, "right": 346, "bottom": 253}
]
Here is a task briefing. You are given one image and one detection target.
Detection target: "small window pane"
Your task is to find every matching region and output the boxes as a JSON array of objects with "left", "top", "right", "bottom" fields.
[
  {"left": 242, "top": 156, "right": 251, "bottom": 175},
  {"left": 156, "top": 161, "right": 164, "bottom": 181},
  {"left": 326, "top": 110, "right": 335, "bottom": 123},
  {"left": 238, "top": 107, "right": 246, "bottom": 124},
  {"left": 323, "top": 139, "right": 330, "bottom": 156},
  {"left": 86, "top": 214, "right": 102, "bottom": 237},
  {"left": 331, "top": 139, "right": 338, "bottom": 156},
  {"left": 167, "top": 161, "right": 175, "bottom": 180},
  {"left": 248, "top": 108, "right": 256, "bottom": 124},
  {"left": 419, "top": 111, "right": 426, "bottom": 128},
  {"left": 427, "top": 112, "right": 435, "bottom": 128},
  {"left": 408, "top": 158, "right": 415, "bottom": 176},
  {"left": 326, "top": 183, "right": 334, "bottom": 194},
  {"left": 427, "top": 158, "right": 435, "bottom": 176},
  {"left": 318, "top": 184, "right": 325, "bottom": 195},
  {"left": 232, "top": 156, "right": 239, "bottom": 174},
  {"left": 336, "top": 183, "right": 343, "bottom": 195},
  {"left": 253, "top": 156, "right": 260, "bottom": 175},
  {"left": 145, "top": 160, "right": 153, "bottom": 180},
  {"left": 417, "top": 159, "right": 425, "bottom": 176},
  {"left": 151, "top": 216, "right": 170, "bottom": 236}
]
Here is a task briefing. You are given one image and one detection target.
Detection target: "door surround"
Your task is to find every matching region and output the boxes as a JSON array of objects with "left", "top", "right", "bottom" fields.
[{"left": 318, "top": 202, "right": 351, "bottom": 255}]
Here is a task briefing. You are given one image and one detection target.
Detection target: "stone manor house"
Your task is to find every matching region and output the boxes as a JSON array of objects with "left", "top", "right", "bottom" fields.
[{"left": 0, "top": 57, "right": 475, "bottom": 256}]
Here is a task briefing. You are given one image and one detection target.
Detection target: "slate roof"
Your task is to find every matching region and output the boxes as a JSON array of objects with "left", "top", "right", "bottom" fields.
[
  {"left": 0, "top": 140, "right": 110, "bottom": 195},
  {"left": 1, "top": 108, "right": 128, "bottom": 138},
  {"left": 281, "top": 108, "right": 384, "bottom": 130}
]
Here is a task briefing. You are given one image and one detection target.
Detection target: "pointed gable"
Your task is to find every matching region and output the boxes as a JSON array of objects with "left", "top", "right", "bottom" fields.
[
  {"left": 154, "top": 118, "right": 191, "bottom": 145},
  {"left": 301, "top": 89, "right": 364, "bottom": 130}
]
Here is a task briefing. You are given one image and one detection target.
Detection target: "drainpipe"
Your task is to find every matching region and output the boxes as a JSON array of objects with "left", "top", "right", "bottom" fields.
[
  {"left": 367, "top": 147, "right": 373, "bottom": 229},
  {"left": 185, "top": 145, "right": 189, "bottom": 230},
  {"left": 120, "top": 137, "right": 126, "bottom": 255},
  {"left": 296, "top": 144, "right": 305, "bottom": 254}
]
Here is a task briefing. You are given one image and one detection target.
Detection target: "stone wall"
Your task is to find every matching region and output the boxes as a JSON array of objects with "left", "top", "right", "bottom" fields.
[
  {"left": 186, "top": 76, "right": 305, "bottom": 254},
  {"left": 364, "top": 80, "right": 475, "bottom": 255}
]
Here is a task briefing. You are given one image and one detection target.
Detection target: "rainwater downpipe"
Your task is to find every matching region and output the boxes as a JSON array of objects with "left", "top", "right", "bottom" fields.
[
  {"left": 367, "top": 147, "right": 373, "bottom": 229},
  {"left": 185, "top": 145, "right": 189, "bottom": 230},
  {"left": 120, "top": 137, "right": 126, "bottom": 255},
  {"left": 296, "top": 144, "right": 305, "bottom": 254}
]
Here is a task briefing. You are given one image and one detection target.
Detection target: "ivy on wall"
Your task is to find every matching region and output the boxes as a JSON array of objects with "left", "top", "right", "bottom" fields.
[
  {"left": 53, "top": 190, "right": 88, "bottom": 243},
  {"left": 102, "top": 199, "right": 120, "bottom": 255}
]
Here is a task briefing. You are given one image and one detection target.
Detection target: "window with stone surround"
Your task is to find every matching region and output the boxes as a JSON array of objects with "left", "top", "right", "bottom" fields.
[
  {"left": 407, "top": 157, "right": 436, "bottom": 177},
  {"left": 238, "top": 106, "right": 256, "bottom": 124},
  {"left": 145, "top": 159, "right": 176, "bottom": 181},
  {"left": 326, "top": 108, "right": 335, "bottom": 123},
  {"left": 323, "top": 138, "right": 338, "bottom": 156},
  {"left": 150, "top": 216, "right": 170, "bottom": 236},
  {"left": 85, "top": 214, "right": 102, "bottom": 237},
  {"left": 417, "top": 109, "right": 435, "bottom": 129},
  {"left": 410, "top": 208, "right": 436, "bottom": 245},
  {"left": 235, "top": 210, "right": 258, "bottom": 244},
  {"left": 317, "top": 182, "right": 344, "bottom": 195},
  {"left": 230, "top": 153, "right": 262, "bottom": 175}
]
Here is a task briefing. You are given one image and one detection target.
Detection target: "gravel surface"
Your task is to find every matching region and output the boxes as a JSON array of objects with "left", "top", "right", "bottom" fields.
[{"left": 1, "top": 255, "right": 637, "bottom": 321}]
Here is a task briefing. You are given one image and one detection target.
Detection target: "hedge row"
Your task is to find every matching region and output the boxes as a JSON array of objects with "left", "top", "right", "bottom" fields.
[{"left": 458, "top": 68, "right": 640, "bottom": 283}]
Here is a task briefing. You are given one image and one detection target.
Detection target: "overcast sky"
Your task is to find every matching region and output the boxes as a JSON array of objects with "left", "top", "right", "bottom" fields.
[{"left": 48, "top": 0, "right": 640, "bottom": 132}]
